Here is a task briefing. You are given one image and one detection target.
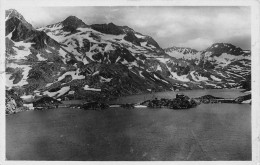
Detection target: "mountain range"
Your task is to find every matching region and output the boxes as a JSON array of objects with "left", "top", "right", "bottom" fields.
[{"left": 5, "top": 9, "right": 251, "bottom": 102}]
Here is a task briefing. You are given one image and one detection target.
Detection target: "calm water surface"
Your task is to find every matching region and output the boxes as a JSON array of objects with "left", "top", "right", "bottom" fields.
[{"left": 6, "top": 89, "right": 251, "bottom": 160}]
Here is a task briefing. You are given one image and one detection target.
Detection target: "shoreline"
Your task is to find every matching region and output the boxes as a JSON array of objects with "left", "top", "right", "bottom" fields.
[{"left": 7, "top": 88, "right": 250, "bottom": 115}]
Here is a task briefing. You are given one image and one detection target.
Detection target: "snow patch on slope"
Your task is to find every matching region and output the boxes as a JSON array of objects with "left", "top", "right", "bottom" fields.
[
  {"left": 6, "top": 63, "right": 31, "bottom": 88},
  {"left": 83, "top": 85, "right": 101, "bottom": 91},
  {"left": 36, "top": 54, "right": 46, "bottom": 61},
  {"left": 167, "top": 51, "right": 200, "bottom": 60},
  {"left": 57, "top": 69, "right": 85, "bottom": 81},
  {"left": 210, "top": 75, "right": 221, "bottom": 81},
  {"left": 43, "top": 86, "right": 70, "bottom": 97}
]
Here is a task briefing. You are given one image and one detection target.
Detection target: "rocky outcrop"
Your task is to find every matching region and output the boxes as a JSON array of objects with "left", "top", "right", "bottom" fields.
[
  {"left": 123, "top": 32, "right": 141, "bottom": 46},
  {"left": 239, "top": 75, "right": 251, "bottom": 91},
  {"left": 6, "top": 9, "right": 34, "bottom": 30},
  {"left": 81, "top": 101, "right": 109, "bottom": 110},
  {"left": 141, "top": 94, "right": 198, "bottom": 109},
  {"left": 61, "top": 16, "right": 88, "bottom": 33},
  {"left": 6, "top": 93, "right": 17, "bottom": 114},
  {"left": 6, "top": 90, "right": 28, "bottom": 114},
  {"left": 234, "top": 94, "right": 251, "bottom": 103},
  {"left": 91, "top": 23, "right": 125, "bottom": 35},
  {"left": 33, "top": 97, "right": 62, "bottom": 108}
]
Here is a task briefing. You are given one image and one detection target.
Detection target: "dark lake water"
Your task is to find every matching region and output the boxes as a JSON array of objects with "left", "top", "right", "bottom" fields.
[{"left": 6, "top": 89, "right": 251, "bottom": 160}]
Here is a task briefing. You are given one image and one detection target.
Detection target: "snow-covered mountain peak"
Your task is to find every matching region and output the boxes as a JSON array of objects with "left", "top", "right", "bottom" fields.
[
  {"left": 6, "top": 9, "right": 24, "bottom": 21},
  {"left": 203, "top": 43, "right": 245, "bottom": 56},
  {"left": 5, "top": 9, "right": 34, "bottom": 31}
]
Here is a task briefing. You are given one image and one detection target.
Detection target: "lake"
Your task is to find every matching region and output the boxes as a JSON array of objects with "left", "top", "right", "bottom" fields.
[{"left": 6, "top": 89, "right": 251, "bottom": 160}]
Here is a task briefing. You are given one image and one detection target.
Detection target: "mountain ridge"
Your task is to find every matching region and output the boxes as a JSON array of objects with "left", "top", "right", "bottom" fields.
[{"left": 5, "top": 9, "right": 251, "bottom": 103}]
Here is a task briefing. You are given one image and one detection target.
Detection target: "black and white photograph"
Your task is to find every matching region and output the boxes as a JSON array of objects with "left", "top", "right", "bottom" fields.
[{"left": 1, "top": 0, "right": 260, "bottom": 163}]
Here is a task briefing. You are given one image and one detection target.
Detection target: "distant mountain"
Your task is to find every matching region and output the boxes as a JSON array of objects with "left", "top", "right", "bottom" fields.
[
  {"left": 165, "top": 46, "right": 198, "bottom": 55},
  {"left": 164, "top": 46, "right": 200, "bottom": 60},
  {"left": 164, "top": 43, "right": 250, "bottom": 89},
  {"left": 199, "top": 43, "right": 250, "bottom": 69},
  {"left": 5, "top": 10, "right": 251, "bottom": 103},
  {"left": 202, "top": 43, "right": 245, "bottom": 56}
]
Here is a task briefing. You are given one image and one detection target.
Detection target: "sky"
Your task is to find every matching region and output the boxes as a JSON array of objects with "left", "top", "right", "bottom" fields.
[{"left": 9, "top": 6, "right": 251, "bottom": 50}]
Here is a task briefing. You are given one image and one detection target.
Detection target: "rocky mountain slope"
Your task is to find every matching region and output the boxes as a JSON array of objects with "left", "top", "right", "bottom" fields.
[
  {"left": 6, "top": 89, "right": 29, "bottom": 114},
  {"left": 164, "top": 43, "right": 251, "bottom": 89},
  {"left": 5, "top": 9, "right": 251, "bottom": 103},
  {"left": 164, "top": 46, "right": 200, "bottom": 60}
]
